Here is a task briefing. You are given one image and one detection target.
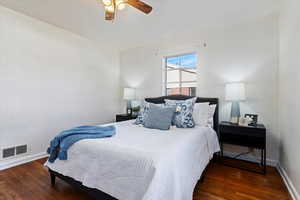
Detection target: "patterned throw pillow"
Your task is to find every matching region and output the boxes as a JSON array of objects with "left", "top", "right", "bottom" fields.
[
  {"left": 165, "top": 97, "right": 197, "bottom": 128},
  {"left": 135, "top": 101, "right": 164, "bottom": 125}
]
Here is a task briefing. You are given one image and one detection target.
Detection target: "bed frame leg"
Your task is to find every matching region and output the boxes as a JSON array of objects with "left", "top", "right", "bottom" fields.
[{"left": 49, "top": 171, "right": 56, "bottom": 186}]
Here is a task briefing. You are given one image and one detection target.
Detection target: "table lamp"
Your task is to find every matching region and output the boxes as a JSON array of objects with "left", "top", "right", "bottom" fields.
[{"left": 225, "top": 83, "right": 246, "bottom": 124}]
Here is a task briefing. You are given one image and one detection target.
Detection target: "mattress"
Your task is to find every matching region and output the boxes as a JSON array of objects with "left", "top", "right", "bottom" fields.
[{"left": 45, "top": 120, "right": 220, "bottom": 200}]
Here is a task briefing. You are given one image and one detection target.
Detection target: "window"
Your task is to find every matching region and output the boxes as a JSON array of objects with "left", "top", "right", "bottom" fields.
[{"left": 164, "top": 53, "right": 197, "bottom": 96}]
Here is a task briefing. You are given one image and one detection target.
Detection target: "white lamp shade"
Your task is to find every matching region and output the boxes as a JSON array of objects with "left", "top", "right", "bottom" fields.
[
  {"left": 123, "top": 88, "right": 136, "bottom": 100},
  {"left": 225, "top": 83, "right": 246, "bottom": 101}
]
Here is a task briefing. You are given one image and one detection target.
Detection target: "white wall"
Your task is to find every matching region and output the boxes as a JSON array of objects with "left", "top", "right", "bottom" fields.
[
  {"left": 279, "top": 0, "right": 300, "bottom": 197},
  {"left": 120, "top": 15, "right": 279, "bottom": 162},
  {"left": 0, "top": 6, "right": 120, "bottom": 166}
]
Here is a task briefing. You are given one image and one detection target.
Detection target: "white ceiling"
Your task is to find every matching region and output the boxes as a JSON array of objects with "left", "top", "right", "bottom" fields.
[{"left": 0, "top": 0, "right": 279, "bottom": 50}]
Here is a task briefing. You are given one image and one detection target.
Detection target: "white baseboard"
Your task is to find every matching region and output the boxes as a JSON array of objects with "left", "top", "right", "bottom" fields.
[
  {"left": 277, "top": 164, "right": 300, "bottom": 200},
  {"left": 223, "top": 151, "right": 278, "bottom": 167},
  {"left": 0, "top": 152, "right": 48, "bottom": 171}
]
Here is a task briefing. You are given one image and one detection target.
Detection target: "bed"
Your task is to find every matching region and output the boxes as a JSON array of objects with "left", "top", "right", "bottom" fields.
[{"left": 45, "top": 95, "right": 220, "bottom": 200}]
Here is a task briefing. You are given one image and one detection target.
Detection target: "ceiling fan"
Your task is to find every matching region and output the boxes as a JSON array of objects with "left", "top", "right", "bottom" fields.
[{"left": 101, "top": 0, "right": 153, "bottom": 21}]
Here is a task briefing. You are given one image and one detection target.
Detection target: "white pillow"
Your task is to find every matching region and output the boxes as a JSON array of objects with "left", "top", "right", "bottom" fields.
[
  {"left": 193, "top": 103, "right": 210, "bottom": 126},
  {"left": 207, "top": 104, "right": 217, "bottom": 128}
]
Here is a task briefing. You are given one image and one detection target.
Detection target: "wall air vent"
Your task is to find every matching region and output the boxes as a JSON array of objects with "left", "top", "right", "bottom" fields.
[
  {"left": 3, "top": 147, "right": 15, "bottom": 158},
  {"left": 1, "top": 145, "right": 28, "bottom": 159},
  {"left": 16, "top": 145, "right": 27, "bottom": 155}
]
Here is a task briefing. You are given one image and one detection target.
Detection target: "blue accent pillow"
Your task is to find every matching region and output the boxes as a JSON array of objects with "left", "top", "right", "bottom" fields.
[
  {"left": 165, "top": 97, "right": 197, "bottom": 128},
  {"left": 135, "top": 101, "right": 164, "bottom": 125},
  {"left": 143, "top": 104, "right": 175, "bottom": 130}
]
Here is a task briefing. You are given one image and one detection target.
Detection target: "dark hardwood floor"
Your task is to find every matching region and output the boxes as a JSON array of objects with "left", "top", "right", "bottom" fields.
[{"left": 0, "top": 158, "right": 291, "bottom": 200}]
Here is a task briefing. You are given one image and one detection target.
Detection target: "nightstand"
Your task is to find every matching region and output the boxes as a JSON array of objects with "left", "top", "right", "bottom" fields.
[
  {"left": 219, "top": 121, "right": 266, "bottom": 174},
  {"left": 116, "top": 114, "right": 137, "bottom": 122}
]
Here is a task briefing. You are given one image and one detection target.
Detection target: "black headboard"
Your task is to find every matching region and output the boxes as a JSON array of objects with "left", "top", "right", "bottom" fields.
[{"left": 145, "top": 95, "right": 219, "bottom": 134}]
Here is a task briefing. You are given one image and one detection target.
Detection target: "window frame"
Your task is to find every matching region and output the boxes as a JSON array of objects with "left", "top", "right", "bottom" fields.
[{"left": 163, "top": 52, "right": 198, "bottom": 96}]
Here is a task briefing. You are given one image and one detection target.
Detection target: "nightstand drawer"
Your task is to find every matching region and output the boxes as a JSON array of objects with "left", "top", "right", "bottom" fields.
[
  {"left": 220, "top": 125, "right": 265, "bottom": 138},
  {"left": 116, "top": 114, "right": 137, "bottom": 122},
  {"left": 221, "top": 133, "right": 265, "bottom": 148}
]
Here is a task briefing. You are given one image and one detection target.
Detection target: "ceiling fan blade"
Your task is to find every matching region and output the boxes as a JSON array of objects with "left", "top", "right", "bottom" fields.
[
  {"left": 126, "top": 0, "right": 152, "bottom": 14},
  {"left": 105, "top": 9, "right": 115, "bottom": 20}
]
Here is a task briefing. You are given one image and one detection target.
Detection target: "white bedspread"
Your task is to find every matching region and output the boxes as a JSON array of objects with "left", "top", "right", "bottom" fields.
[{"left": 45, "top": 120, "right": 220, "bottom": 200}]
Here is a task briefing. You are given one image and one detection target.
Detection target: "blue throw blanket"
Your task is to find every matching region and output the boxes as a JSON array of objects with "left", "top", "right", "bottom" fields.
[{"left": 47, "top": 125, "right": 116, "bottom": 163}]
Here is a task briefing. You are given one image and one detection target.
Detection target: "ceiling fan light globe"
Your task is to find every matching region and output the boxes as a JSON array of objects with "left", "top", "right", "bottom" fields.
[
  {"left": 102, "top": 0, "right": 112, "bottom": 6},
  {"left": 105, "top": 5, "right": 115, "bottom": 13},
  {"left": 117, "top": 3, "right": 126, "bottom": 10},
  {"left": 115, "top": 0, "right": 123, "bottom": 4}
]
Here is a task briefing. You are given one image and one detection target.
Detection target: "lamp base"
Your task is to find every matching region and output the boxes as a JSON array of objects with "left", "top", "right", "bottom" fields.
[
  {"left": 230, "top": 117, "right": 239, "bottom": 124},
  {"left": 126, "top": 108, "right": 132, "bottom": 116},
  {"left": 126, "top": 100, "right": 132, "bottom": 116},
  {"left": 230, "top": 101, "right": 241, "bottom": 124}
]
